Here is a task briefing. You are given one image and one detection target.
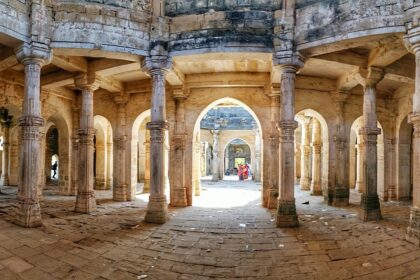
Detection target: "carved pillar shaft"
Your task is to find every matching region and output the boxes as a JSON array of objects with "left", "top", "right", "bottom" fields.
[
  {"left": 359, "top": 68, "right": 382, "bottom": 221},
  {"left": 1, "top": 126, "right": 10, "bottom": 186},
  {"left": 300, "top": 117, "right": 311, "bottom": 190},
  {"left": 144, "top": 133, "right": 151, "bottom": 192},
  {"left": 144, "top": 59, "right": 170, "bottom": 224},
  {"left": 70, "top": 104, "right": 79, "bottom": 196},
  {"left": 310, "top": 119, "right": 322, "bottom": 196},
  {"left": 277, "top": 65, "right": 299, "bottom": 227},
  {"left": 268, "top": 94, "right": 280, "bottom": 209},
  {"left": 14, "top": 43, "right": 51, "bottom": 227},
  {"left": 355, "top": 143, "right": 365, "bottom": 193},
  {"left": 75, "top": 87, "right": 97, "bottom": 213},
  {"left": 254, "top": 130, "right": 261, "bottom": 182},
  {"left": 211, "top": 130, "right": 220, "bottom": 182}
]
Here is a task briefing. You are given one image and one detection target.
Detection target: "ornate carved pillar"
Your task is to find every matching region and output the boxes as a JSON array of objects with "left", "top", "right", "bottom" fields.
[
  {"left": 106, "top": 141, "right": 113, "bottom": 190},
  {"left": 211, "top": 130, "right": 220, "bottom": 182},
  {"left": 70, "top": 101, "right": 80, "bottom": 196},
  {"left": 1, "top": 122, "right": 11, "bottom": 187},
  {"left": 331, "top": 92, "right": 350, "bottom": 206},
  {"left": 268, "top": 92, "right": 280, "bottom": 209},
  {"left": 172, "top": 87, "right": 188, "bottom": 206},
  {"left": 358, "top": 67, "right": 383, "bottom": 221},
  {"left": 275, "top": 53, "right": 303, "bottom": 228},
  {"left": 143, "top": 130, "right": 150, "bottom": 192},
  {"left": 142, "top": 56, "right": 171, "bottom": 224},
  {"left": 355, "top": 143, "right": 365, "bottom": 193},
  {"left": 193, "top": 135, "right": 202, "bottom": 195},
  {"left": 310, "top": 119, "right": 322, "bottom": 196},
  {"left": 405, "top": 30, "right": 420, "bottom": 245},
  {"left": 74, "top": 74, "right": 98, "bottom": 213},
  {"left": 14, "top": 42, "right": 51, "bottom": 227},
  {"left": 113, "top": 95, "right": 131, "bottom": 201},
  {"left": 300, "top": 116, "right": 311, "bottom": 191}
]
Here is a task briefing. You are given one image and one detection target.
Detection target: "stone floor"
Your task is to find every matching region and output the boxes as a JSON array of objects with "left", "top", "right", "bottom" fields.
[{"left": 0, "top": 180, "right": 419, "bottom": 280}]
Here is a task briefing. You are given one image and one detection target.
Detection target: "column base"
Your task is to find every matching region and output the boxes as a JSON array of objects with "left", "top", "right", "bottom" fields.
[
  {"left": 300, "top": 178, "right": 310, "bottom": 191},
  {"left": 332, "top": 188, "right": 349, "bottom": 207},
  {"left": 267, "top": 189, "right": 278, "bottom": 209},
  {"left": 359, "top": 194, "right": 381, "bottom": 221},
  {"left": 75, "top": 191, "right": 97, "bottom": 213},
  {"left": 113, "top": 185, "right": 133, "bottom": 202},
  {"left": 15, "top": 200, "right": 42, "bottom": 228},
  {"left": 145, "top": 195, "right": 168, "bottom": 224},
  {"left": 1, "top": 177, "right": 9, "bottom": 187},
  {"left": 326, "top": 187, "right": 333, "bottom": 205},
  {"left": 355, "top": 181, "right": 364, "bottom": 193},
  {"left": 310, "top": 182, "right": 322, "bottom": 196},
  {"left": 276, "top": 200, "right": 299, "bottom": 228},
  {"left": 143, "top": 179, "right": 150, "bottom": 193},
  {"left": 406, "top": 207, "right": 420, "bottom": 246},
  {"left": 171, "top": 188, "right": 188, "bottom": 207}
]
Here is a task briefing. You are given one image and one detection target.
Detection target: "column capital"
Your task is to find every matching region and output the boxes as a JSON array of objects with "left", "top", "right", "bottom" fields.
[
  {"left": 358, "top": 127, "right": 381, "bottom": 136},
  {"left": 75, "top": 73, "right": 100, "bottom": 92},
  {"left": 19, "top": 116, "right": 44, "bottom": 127},
  {"left": 113, "top": 94, "right": 129, "bottom": 106},
  {"left": 14, "top": 42, "right": 52, "bottom": 66},
  {"left": 273, "top": 51, "right": 305, "bottom": 71},
  {"left": 265, "top": 83, "right": 281, "bottom": 97},
  {"left": 331, "top": 90, "right": 349, "bottom": 104},
  {"left": 404, "top": 28, "right": 420, "bottom": 55},
  {"left": 172, "top": 86, "right": 189, "bottom": 100},
  {"left": 142, "top": 55, "right": 172, "bottom": 77},
  {"left": 147, "top": 120, "right": 169, "bottom": 131},
  {"left": 359, "top": 67, "right": 384, "bottom": 87}
]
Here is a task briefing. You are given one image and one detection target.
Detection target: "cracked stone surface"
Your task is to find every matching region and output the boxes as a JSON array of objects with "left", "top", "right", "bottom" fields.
[{"left": 0, "top": 180, "right": 419, "bottom": 279}]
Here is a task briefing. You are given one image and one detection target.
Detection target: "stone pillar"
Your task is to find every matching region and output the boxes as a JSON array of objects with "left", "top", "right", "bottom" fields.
[
  {"left": 268, "top": 92, "right": 280, "bottom": 209},
  {"left": 172, "top": 88, "right": 188, "bottom": 206},
  {"left": 355, "top": 143, "right": 365, "bottom": 193},
  {"left": 405, "top": 31, "right": 420, "bottom": 245},
  {"left": 74, "top": 74, "right": 98, "bottom": 213},
  {"left": 70, "top": 101, "right": 80, "bottom": 196},
  {"left": 113, "top": 96, "right": 130, "bottom": 201},
  {"left": 331, "top": 92, "right": 350, "bottom": 206},
  {"left": 14, "top": 43, "right": 51, "bottom": 227},
  {"left": 300, "top": 116, "right": 311, "bottom": 190},
  {"left": 106, "top": 142, "right": 113, "bottom": 190},
  {"left": 1, "top": 124, "right": 10, "bottom": 186},
  {"left": 143, "top": 131, "right": 150, "bottom": 192},
  {"left": 358, "top": 67, "right": 383, "bottom": 221},
  {"left": 310, "top": 119, "right": 322, "bottom": 196},
  {"left": 143, "top": 56, "right": 171, "bottom": 224},
  {"left": 254, "top": 130, "right": 261, "bottom": 182},
  {"left": 193, "top": 137, "right": 202, "bottom": 195},
  {"left": 211, "top": 130, "right": 220, "bottom": 182},
  {"left": 276, "top": 59, "right": 302, "bottom": 227}
]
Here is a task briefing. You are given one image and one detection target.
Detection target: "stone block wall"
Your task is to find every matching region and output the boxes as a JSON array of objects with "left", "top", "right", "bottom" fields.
[
  {"left": 52, "top": 2, "right": 150, "bottom": 54},
  {"left": 0, "top": 0, "right": 29, "bottom": 42}
]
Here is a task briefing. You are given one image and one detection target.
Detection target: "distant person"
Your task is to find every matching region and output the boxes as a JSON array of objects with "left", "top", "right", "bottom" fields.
[
  {"left": 238, "top": 164, "right": 244, "bottom": 181},
  {"left": 246, "top": 163, "right": 252, "bottom": 178},
  {"left": 52, "top": 161, "right": 58, "bottom": 179}
]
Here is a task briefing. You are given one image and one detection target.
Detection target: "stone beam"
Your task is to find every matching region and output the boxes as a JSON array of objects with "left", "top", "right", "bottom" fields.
[
  {"left": 90, "top": 59, "right": 140, "bottom": 76},
  {"left": 368, "top": 41, "right": 408, "bottom": 68},
  {"left": 186, "top": 72, "right": 269, "bottom": 88},
  {"left": 41, "top": 72, "right": 74, "bottom": 89},
  {"left": 0, "top": 69, "right": 24, "bottom": 84},
  {"left": 166, "top": 62, "right": 185, "bottom": 87},
  {"left": 53, "top": 48, "right": 140, "bottom": 62},
  {"left": 296, "top": 75, "right": 336, "bottom": 92},
  {"left": 52, "top": 56, "right": 88, "bottom": 73},
  {"left": 0, "top": 48, "right": 18, "bottom": 71},
  {"left": 314, "top": 50, "right": 367, "bottom": 67},
  {"left": 336, "top": 69, "right": 363, "bottom": 91},
  {"left": 97, "top": 75, "right": 124, "bottom": 93},
  {"left": 124, "top": 79, "right": 152, "bottom": 94}
]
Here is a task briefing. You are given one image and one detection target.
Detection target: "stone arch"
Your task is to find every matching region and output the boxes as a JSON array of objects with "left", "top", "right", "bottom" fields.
[
  {"left": 43, "top": 113, "right": 71, "bottom": 195},
  {"left": 295, "top": 109, "right": 330, "bottom": 195},
  {"left": 349, "top": 116, "right": 385, "bottom": 198},
  {"left": 93, "top": 115, "right": 113, "bottom": 190},
  {"left": 396, "top": 115, "right": 413, "bottom": 200},
  {"left": 223, "top": 138, "right": 252, "bottom": 177},
  {"left": 190, "top": 97, "right": 263, "bottom": 203}
]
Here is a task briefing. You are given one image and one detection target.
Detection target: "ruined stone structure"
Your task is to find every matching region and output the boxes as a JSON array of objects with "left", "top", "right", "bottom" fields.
[{"left": 0, "top": 0, "right": 420, "bottom": 252}]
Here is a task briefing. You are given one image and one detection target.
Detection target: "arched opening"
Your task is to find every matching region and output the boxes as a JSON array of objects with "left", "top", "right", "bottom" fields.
[
  {"left": 294, "top": 109, "right": 329, "bottom": 196},
  {"left": 44, "top": 125, "right": 59, "bottom": 185},
  {"left": 192, "top": 97, "right": 263, "bottom": 206},
  {"left": 93, "top": 116, "right": 113, "bottom": 191},
  {"left": 349, "top": 116, "right": 385, "bottom": 200},
  {"left": 131, "top": 110, "right": 170, "bottom": 196},
  {"left": 397, "top": 116, "right": 413, "bottom": 201}
]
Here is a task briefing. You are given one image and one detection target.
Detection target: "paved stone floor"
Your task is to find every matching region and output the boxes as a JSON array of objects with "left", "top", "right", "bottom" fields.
[{"left": 0, "top": 180, "right": 419, "bottom": 279}]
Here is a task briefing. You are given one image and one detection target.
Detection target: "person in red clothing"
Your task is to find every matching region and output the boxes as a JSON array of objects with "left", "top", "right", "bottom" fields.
[{"left": 238, "top": 164, "right": 244, "bottom": 181}]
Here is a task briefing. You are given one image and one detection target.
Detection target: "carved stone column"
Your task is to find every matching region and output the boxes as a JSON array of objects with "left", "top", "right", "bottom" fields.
[
  {"left": 211, "top": 130, "right": 220, "bottom": 182},
  {"left": 106, "top": 142, "right": 113, "bottom": 190},
  {"left": 310, "top": 119, "right": 322, "bottom": 196},
  {"left": 300, "top": 116, "right": 311, "bottom": 191},
  {"left": 74, "top": 74, "right": 98, "bottom": 213},
  {"left": 358, "top": 67, "right": 383, "bottom": 221},
  {"left": 355, "top": 143, "right": 365, "bottom": 193},
  {"left": 193, "top": 136, "right": 202, "bottom": 195},
  {"left": 331, "top": 92, "right": 350, "bottom": 206},
  {"left": 172, "top": 87, "right": 188, "bottom": 206},
  {"left": 143, "top": 131, "right": 150, "bottom": 192},
  {"left": 275, "top": 54, "right": 303, "bottom": 227},
  {"left": 254, "top": 130, "right": 261, "bottom": 182},
  {"left": 14, "top": 42, "right": 51, "bottom": 227},
  {"left": 405, "top": 30, "right": 420, "bottom": 245},
  {"left": 143, "top": 56, "right": 171, "bottom": 224},
  {"left": 268, "top": 92, "right": 280, "bottom": 209},
  {"left": 1, "top": 124, "right": 11, "bottom": 187},
  {"left": 70, "top": 101, "right": 80, "bottom": 196},
  {"left": 113, "top": 95, "right": 130, "bottom": 201}
]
